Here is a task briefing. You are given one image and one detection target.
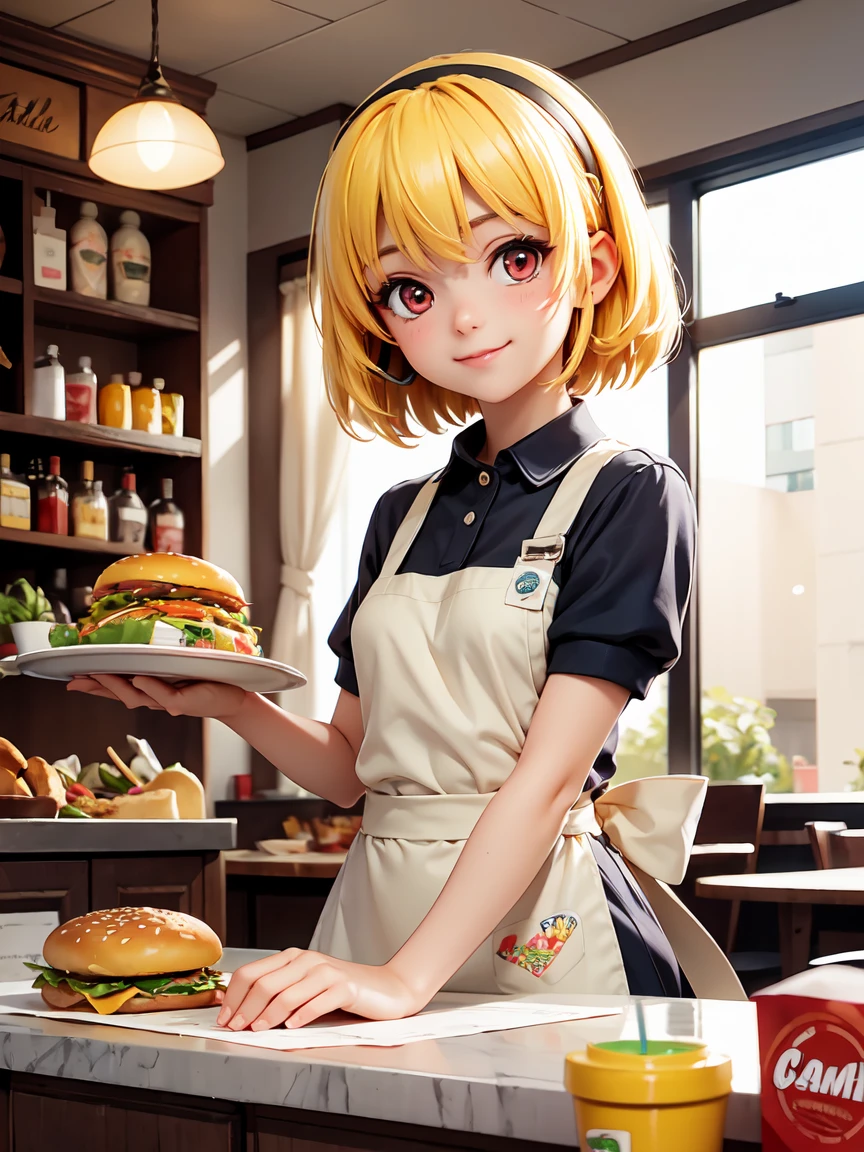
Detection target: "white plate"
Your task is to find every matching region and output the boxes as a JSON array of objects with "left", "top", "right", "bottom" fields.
[{"left": 15, "top": 645, "right": 306, "bottom": 695}]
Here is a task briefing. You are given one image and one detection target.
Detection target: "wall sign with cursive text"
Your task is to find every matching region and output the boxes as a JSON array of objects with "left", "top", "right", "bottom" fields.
[{"left": 0, "top": 62, "right": 80, "bottom": 160}]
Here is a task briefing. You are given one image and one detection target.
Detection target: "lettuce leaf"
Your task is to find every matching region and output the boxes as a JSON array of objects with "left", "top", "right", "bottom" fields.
[
  {"left": 88, "top": 592, "right": 137, "bottom": 623},
  {"left": 81, "top": 617, "right": 156, "bottom": 645},
  {"left": 49, "top": 625, "right": 80, "bottom": 648},
  {"left": 24, "top": 962, "right": 224, "bottom": 999}
]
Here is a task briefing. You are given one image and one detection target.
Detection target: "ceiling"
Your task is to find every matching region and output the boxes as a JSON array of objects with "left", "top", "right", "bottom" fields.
[{"left": 2, "top": 0, "right": 746, "bottom": 136}]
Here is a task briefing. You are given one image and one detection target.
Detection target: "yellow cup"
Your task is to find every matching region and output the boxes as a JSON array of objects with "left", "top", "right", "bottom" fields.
[{"left": 565, "top": 1039, "right": 732, "bottom": 1152}]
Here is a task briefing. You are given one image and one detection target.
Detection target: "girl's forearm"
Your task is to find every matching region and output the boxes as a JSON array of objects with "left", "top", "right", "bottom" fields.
[
  {"left": 223, "top": 693, "right": 363, "bottom": 806},
  {"left": 387, "top": 772, "right": 573, "bottom": 999},
  {"left": 386, "top": 674, "right": 628, "bottom": 1001}
]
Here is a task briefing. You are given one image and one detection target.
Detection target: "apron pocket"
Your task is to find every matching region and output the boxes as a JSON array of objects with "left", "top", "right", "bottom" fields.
[{"left": 492, "top": 909, "right": 585, "bottom": 992}]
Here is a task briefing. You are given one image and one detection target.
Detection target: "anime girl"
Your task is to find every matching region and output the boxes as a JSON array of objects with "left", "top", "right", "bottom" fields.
[{"left": 70, "top": 51, "right": 744, "bottom": 1030}]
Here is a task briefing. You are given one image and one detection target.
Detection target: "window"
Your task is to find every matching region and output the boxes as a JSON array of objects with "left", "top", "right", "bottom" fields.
[
  {"left": 698, "top": 316, "right": 864, "bottom": 793},
  {"left": 698, "top": 147, "right": 864, "bottom": 317}
]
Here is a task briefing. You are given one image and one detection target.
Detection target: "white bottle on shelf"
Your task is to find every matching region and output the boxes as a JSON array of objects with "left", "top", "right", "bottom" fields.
[
  {"left": 110, "top": 210, "right": 151, "bottom": 306},
  {"left": 31, "top": 344, "right": 66, "bottom": 420},
  {"left": 32, "top": 197, "right": 67, "bottom": 291},
  {"left": 69, "top": 201, "right": 108, "bottom": 299}
]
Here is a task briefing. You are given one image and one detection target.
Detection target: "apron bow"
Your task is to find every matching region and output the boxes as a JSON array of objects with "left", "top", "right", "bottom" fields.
[{"left": 565, "top": 774, "right": 708, "bottom": 886}]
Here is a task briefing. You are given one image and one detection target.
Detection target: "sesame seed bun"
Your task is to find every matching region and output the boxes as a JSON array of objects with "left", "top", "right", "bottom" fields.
[
  {"left": 43, "top": 907, "right": 222, "bottom": 977},
  {"left": 93, "top": 553, "right": 247, "bottom": 612}
]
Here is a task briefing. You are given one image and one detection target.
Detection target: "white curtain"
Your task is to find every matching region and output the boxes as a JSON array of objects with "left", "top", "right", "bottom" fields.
[{"left": 273, "top": 278, "right": 350, "bottom": 792}]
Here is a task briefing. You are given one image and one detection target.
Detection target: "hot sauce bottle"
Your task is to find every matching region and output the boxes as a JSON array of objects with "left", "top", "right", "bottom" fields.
[{"left": 37, "top": 456, "right": 68, "bottom": 535}]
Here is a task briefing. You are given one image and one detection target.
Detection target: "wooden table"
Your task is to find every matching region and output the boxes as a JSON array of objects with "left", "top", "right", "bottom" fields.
[
  {"left": 224, "top": 849, "right": 347, "bottom": 879},
  {"left": 696, "top": 866, "right": 864, "bottom": 977},
  {"left": 223, "top": 850, "right": 347, "bottom": 951}
]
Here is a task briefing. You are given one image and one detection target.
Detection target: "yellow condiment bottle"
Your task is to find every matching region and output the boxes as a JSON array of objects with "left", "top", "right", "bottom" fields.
[
  {"left": 160, "top": 383, "right": 184, "bottom": 437},
  {"left": 129, "top": 371, "right": 162, "bottom": 435},
  {"left": 565, "top": 1040, "right": 732, "bottom": 1152},
  {"left": 98, "top": 373, "right": 132, "bottom": 429}
]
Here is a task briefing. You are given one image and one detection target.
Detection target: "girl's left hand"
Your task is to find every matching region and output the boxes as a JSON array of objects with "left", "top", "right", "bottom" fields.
[{"left": 217, "top": 949, "right": 426, "bottom": 1031}]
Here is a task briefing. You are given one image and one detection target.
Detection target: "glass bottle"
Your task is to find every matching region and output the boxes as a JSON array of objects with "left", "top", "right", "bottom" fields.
[
  {"left": 149, "top": 478, "right": 185, "bottom": 553},
  {"left": 44, "top": 569, "right": 73, "bottom": 625},
  {"left": 25, "top": 458, "right": 44, "bottom": 530},
  {"left": 37, "top": 456, "right": 69, "bottom": 535},
  {"left": 0, "top": 453, "right": 30, "bottom": 531},
  {"left": 109, "top": 471, "right": 147, "bottom": 547},
  {"left": 72, "top": 461, "right": 108, "bottom": 540}
]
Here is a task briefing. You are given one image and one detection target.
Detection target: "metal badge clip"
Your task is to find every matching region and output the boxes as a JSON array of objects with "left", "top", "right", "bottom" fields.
[{"left": 519, "top": 534, "right": 566, "bottom": 564}]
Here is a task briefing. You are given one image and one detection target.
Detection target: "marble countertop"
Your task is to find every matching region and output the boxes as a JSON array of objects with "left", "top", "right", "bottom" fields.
[
  {"left": 0, "top": 948, "right": 761, "bottom": 1145},
  {"left": 0, "top": 817, "right": 236, "bottom": 853}
]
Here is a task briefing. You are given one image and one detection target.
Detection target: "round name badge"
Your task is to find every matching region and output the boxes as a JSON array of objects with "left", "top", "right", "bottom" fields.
[{"left": 514, "top": 570, "right": 541, "bottom": 596}]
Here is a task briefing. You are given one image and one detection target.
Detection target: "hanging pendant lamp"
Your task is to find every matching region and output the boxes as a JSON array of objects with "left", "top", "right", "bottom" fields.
[{"left": 89, "top": 0, "right": 224, "bottom": 190}]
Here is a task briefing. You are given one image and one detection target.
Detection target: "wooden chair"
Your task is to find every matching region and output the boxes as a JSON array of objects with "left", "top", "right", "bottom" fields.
[
  {"left": 806, "top": 822, "right": 864, "bottom": 961},
  {"left": 806, "top": 821, "right": 848, "bottom": 869},
  {"left": 673, "top": 781, "right": 766, "bottom": 955}
]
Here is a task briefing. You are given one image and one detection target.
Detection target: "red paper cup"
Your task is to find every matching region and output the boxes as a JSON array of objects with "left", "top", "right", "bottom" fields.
[{"left": 232, "top": 774, "right": 253, "bottom": 801}]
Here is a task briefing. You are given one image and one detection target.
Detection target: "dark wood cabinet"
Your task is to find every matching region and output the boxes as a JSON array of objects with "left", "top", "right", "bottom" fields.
[
  {"left": 0, "top": 852, "right": 225, "bottom": 942},
  {"left": 11, "top": 1082, "right": 238, "bottom": 1152},
  {"left": 0, "top": 859, "right": 89, "bottom": 922},
  {"left": 91, "top": 855, "right": 204, "bottom": 918}
]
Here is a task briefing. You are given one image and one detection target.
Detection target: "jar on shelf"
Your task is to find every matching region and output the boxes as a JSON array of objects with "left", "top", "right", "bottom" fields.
[{"left": 130, "top": 371, "right": 162, "bottom": 434}]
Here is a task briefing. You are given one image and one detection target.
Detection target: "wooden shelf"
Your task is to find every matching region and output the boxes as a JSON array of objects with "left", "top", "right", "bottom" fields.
[
  {"left": 0, "top": 412, "right": 202, "bottom": 459},
  {"left": 34, "top": 287, "right": 199, "bottom": 340},
  {"left": 0, "top": 526, "right": 132, "bottom": 556},
  {"left": 0, "top": 275, "right": 22, "bottom": 296}
]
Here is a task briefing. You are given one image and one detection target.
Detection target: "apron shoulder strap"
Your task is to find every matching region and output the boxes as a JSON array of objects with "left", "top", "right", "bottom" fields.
[
  {"left": 532, "top": 438, "right": 631, "bottom": 541},
  {"left": 378, "top": 471, "right": 442, "bottom": 579}
]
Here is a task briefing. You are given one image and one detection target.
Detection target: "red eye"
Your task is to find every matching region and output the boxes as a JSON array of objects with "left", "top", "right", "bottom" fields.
[
  {"left": 387, "top": 282, "right": 433, "bottom": 319},
  {"left": 491, "top": 243, "right": 545, "bottom": 285},
  {"left": 503, "top": 247, "right": 539, "bottom": 281}
]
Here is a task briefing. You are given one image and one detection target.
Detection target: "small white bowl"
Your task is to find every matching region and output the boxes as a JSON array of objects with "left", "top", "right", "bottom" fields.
[{"left": 10, "top": 621, "right": 55, "bottom": 655}]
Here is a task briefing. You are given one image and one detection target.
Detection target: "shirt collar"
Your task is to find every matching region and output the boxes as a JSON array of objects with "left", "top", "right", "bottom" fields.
[{"left": 445, "top": 399, "right": 607, "bottom": 487}]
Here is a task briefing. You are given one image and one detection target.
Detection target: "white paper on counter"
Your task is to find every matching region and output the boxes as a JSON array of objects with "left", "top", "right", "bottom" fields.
[
  {"left": 0, "top": 912, "right": 58, "bottom": 982},
  {"left": 0, "top": 979, "right": 619, "bottom": 1050}
]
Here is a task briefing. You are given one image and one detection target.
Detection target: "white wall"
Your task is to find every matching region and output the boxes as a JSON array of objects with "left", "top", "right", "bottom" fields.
[
  {"left": 247, "top": 121, "right": 336, "bottom": 252},
  {"left": 205, "top": 131, "right": 251, "bottom": 806},
  {"left": 580, "top": 0, "right": 864, "bottom": 168}
]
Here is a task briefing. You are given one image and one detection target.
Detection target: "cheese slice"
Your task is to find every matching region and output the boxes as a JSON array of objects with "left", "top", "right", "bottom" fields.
[{"left": 81, "top": 985, "right": 142, "bottom": 1014}]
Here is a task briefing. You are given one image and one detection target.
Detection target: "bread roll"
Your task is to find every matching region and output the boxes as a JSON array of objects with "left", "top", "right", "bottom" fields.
[
  {"left": 0, "top": 737, "right": 27, "bottom": 777},
  {"left": 24, "top": 757, "right": 67, "bottom": 811},
  {"left": 139, "top": 769, "right": 205, "bottom": 819}
]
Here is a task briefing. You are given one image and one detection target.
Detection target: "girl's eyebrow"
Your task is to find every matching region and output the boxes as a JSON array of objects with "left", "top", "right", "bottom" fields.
[{"left": 376, "top": 211, "right": 505, "bottom": 259}]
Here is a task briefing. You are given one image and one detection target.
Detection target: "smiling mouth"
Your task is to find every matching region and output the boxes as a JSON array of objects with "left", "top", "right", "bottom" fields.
[{"left": 454, "top": 341, "right": 511, "bottom": 363}]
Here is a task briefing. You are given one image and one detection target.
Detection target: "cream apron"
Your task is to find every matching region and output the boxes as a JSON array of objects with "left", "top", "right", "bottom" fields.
[{"left": 311, "top": 439, "right": 746, "bottom": 1001}]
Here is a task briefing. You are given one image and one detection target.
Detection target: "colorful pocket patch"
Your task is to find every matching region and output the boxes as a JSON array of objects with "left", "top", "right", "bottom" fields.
[{"left": 495, "top": 912, "right": 579, "bottom": 977}]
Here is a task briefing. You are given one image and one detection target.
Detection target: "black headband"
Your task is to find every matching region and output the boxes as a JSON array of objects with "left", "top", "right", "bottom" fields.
[{"left": 332, "top": 63, "right": 600, "bottom": 180}]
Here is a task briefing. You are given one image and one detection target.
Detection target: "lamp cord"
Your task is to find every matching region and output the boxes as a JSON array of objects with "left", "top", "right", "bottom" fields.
[{"left": 150, "top": 0, "right": 159, "bottom": 68}]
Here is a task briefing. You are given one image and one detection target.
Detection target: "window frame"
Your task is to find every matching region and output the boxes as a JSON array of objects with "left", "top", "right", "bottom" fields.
[{"left": 641, "top": 103, "right": 864, "bottom": 774}]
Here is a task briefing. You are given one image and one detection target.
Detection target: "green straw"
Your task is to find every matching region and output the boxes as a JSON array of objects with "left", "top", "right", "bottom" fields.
[{"left": 635, "top": 998, "right": 648, "bottom": 1055}]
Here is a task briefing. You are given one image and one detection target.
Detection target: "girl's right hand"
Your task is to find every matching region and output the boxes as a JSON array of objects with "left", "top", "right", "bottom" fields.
[{"left": 67, "top": 674, "right": 248, "bottom": 720}]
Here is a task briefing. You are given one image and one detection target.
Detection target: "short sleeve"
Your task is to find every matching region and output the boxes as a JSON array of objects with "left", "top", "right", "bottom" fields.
[
  {"left": 546, "top": 462, "right": 696, "bottom": 699},
  {"left": 328, "top": 496, "right": 386, "bottom": 696},
  {"left": 327, "top": 476, "right": 430, "bottom": 695}
]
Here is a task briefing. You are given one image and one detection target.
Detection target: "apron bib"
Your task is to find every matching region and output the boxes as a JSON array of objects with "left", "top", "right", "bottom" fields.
[{"left": 310, "top": 439, "right": 745, "bottom": 1001}]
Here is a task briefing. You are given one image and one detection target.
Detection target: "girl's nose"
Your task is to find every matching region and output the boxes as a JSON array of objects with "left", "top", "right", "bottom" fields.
[{"left": 453, "top": 305, "right": 483, "bottom": 335}]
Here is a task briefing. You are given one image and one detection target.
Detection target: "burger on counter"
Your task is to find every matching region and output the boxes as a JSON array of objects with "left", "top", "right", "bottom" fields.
[
  {"left": 25, "top": 907, "right": 224, "bottom": 1015},
  {"left": 48, "top": 552, "right": 261, "bottom": 654}
]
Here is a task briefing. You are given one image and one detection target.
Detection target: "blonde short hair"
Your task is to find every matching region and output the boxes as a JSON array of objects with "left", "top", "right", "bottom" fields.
[{"left": 310, "top": 50, "right": 681, "bottom": 447}]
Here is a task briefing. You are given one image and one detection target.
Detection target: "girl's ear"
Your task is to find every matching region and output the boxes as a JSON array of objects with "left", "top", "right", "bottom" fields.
[{"left": 589, "top": 231, "right": 620, "bottom": 306}]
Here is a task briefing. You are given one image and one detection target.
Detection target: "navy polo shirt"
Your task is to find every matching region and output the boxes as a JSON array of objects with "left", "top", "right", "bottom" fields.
[{"left": 328, "top": 399, "right": 696, "bottom": 791}]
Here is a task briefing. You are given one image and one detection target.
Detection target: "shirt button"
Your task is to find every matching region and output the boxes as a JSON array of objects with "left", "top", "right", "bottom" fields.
[
  {"left": 464, "top": 511, "right": 476, "bottom": 525},
  {"left": 478, "top": 471, "right": 490, "bottom": 486}
]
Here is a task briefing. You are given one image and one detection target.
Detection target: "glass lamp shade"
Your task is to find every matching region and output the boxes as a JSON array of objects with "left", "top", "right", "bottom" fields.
[{"left": 89, "top": 98, "right": 224, "bottom": 190}]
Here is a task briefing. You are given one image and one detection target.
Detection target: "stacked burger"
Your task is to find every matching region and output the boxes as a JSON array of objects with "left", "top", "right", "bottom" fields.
[{"left": 49, "top": 553, "right": 261, "bottom": 654}]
